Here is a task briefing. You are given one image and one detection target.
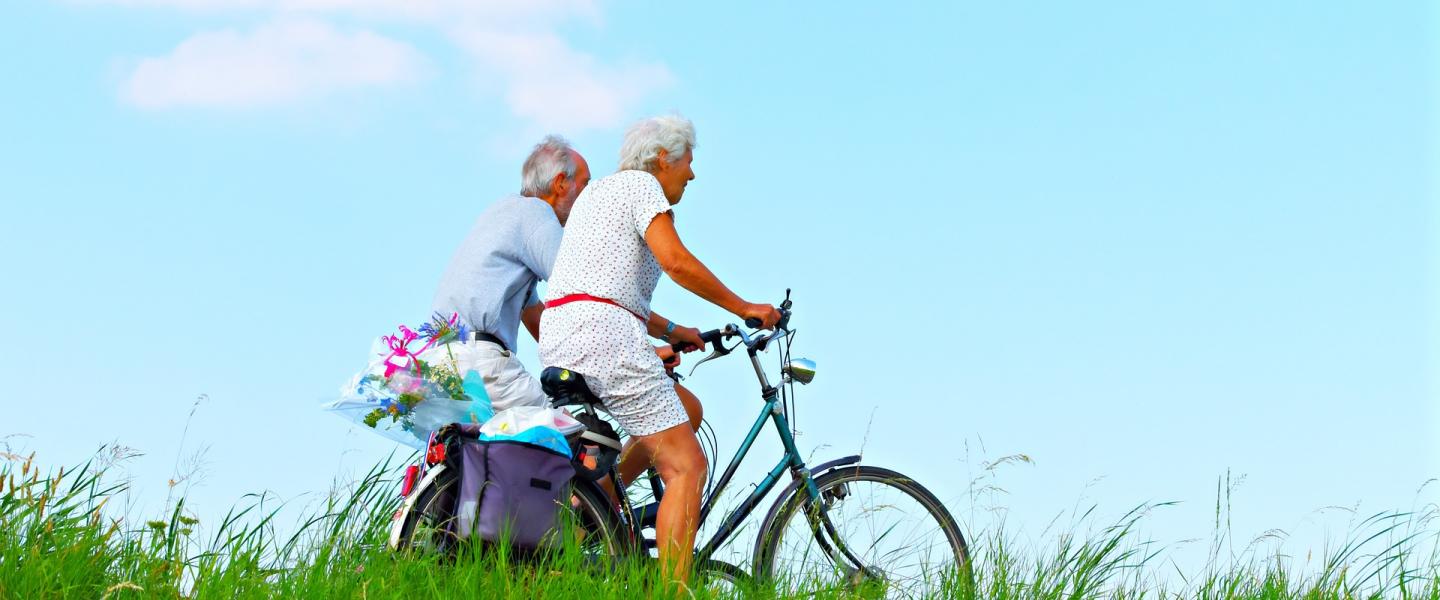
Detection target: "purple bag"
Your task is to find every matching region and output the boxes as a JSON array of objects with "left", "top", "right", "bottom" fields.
[{"left": 452, "top": 437, "right": 575, "bottom": 549}]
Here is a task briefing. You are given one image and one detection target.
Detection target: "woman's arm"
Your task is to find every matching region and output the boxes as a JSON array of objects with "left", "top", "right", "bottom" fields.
[
  {"left": 644, "top": 213, "right": 780, "bottom": 327},
  {"left": 647, "top": 309, "right": 706, "bottom": 350}
]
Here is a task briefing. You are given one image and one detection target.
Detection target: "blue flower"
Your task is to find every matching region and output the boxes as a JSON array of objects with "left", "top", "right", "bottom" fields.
[{"left": 378, "top": 397, "right": 410, "bottom": 415}]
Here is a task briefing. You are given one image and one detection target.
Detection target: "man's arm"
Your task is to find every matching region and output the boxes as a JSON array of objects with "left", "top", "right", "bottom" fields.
[
  {"left": 520, "top": 217, "right": 563, "bottom": 282},
  {"left": 518, "top": 205, "right": 563, "bottom": 343},
  {"left": 521, "top": 302, "right": 544, "bottom": 342}
]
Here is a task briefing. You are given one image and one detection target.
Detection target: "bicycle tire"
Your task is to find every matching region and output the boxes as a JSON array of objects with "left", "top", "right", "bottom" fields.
[
  {"left": 695, "top": 558, "right": 751, "bottom": 594},
  {"left": 752, "top": 465, "right": 972, "bottom": 596},
  {"left": 565, "top": 478, "right": 627, "bottom": 559},
  {"left": 392, "top": 470, "right": 625, "bottom": 556},
  {"left": 391, "top": 465, "right": 461, "bottom": 556}
]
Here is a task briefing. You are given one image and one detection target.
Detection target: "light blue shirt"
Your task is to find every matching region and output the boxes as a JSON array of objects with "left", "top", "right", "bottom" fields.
[{"left": 432, "top": 195, "right": 563, "bottom": 351}]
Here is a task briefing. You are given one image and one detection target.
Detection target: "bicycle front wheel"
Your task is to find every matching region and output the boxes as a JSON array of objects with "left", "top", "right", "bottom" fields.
[{"left": 753, "top": 465, "right": 972, "bottom": 597}]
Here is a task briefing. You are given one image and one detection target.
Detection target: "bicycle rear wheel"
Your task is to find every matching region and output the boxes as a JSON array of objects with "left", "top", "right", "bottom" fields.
[
  {"left": 391, "top": 465, "right": 461, "bottom": 556},
  {"left": 753, "top": 465, "right": 971, "bottom": 597},
  {"left": 391, "top": 467, "right": 623, "bottom": 561},
  {"left": 564, "top": 478, "right": 626, "bottom": 560}
]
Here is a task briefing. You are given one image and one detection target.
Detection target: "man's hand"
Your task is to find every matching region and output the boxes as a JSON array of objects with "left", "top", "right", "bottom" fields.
[
  {"left": 740, "top": 303, "right": 782, "bottom": 329},
  {"left": 668, "top": 325, "right": 707, "bottom": 353}
]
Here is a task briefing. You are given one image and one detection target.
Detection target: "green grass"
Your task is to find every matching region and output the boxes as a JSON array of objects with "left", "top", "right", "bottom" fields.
[{"left": 1, "top": 452, "right": 1436, "bottom": 599}]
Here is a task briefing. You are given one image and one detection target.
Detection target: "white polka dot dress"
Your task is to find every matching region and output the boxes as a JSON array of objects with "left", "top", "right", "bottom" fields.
[{"left": 538, "top": 170, "right": 688, "bottom": 437}]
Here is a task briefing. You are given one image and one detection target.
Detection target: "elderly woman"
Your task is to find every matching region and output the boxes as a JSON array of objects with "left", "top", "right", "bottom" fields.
[{"left": 538, "top": 114, "right": 780, "bottom": 581}]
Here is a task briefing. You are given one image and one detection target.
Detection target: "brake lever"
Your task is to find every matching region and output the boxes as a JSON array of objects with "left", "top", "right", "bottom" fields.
[{"left": 686, "top": 339, "right": 740, "bottom": 378}]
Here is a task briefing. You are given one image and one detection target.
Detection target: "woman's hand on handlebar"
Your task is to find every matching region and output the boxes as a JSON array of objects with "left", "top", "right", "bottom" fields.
[
  {"left": 655, "top": 345, "right": 682, "bottom": 369},
  {"left": 740, "top": 302, "right": 782, "bottom": 329},
  {"left": 667, "top": 325, "right": 707, "bottom": 353}
]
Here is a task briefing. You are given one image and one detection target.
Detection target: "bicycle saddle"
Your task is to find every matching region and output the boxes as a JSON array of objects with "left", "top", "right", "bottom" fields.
[{"left": 540, "top": 366, "right": 602, "bottom": 408}]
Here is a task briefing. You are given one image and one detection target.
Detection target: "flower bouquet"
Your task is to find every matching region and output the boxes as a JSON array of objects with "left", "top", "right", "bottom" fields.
[{"left": 323, "top": 313, "right": 496, "bottom": 449}]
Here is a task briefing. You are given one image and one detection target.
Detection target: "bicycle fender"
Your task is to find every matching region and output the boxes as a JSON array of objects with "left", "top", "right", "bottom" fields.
[
  {"left": 387, "top": 463, "right": 448, "bottom": 550},
  {"left": 750, "top": 455, "right": 861, "bottom": 563}
]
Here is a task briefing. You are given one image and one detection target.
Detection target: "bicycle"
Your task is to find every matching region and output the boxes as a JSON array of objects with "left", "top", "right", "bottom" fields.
[{"left": 391, "top": 290, "right": 972, "bottom": 596}]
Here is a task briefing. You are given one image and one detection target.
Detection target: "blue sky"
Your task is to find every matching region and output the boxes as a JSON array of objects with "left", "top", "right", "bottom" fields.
[{"left": 2, "top": 0, "right": 1435, "bottom": 575}]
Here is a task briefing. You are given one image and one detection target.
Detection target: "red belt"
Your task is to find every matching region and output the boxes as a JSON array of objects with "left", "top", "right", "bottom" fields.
[{"left": 544, "top": 294, "right": 645, "bottom": 321}]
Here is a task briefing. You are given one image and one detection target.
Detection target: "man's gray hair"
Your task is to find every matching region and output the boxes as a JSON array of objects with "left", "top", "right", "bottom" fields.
[
  {"left": 618, "top": 114, "right": 696, "bottom": 172},
  {"left": 520, "top": 135, "right": 579, "bottom": 197}
]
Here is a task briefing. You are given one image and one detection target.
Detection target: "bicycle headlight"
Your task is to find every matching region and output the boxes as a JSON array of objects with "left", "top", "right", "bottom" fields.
[{"left": 785, "top": 358, "right": 816, "bottom": 384}]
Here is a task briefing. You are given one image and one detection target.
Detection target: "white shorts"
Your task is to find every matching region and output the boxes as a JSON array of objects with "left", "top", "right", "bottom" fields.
[
  {"left": 427, "top": 340, "right": 548, "bottom": 413},
  {"left": 537, "top": 302, "right": 689, "bottom": 437}
]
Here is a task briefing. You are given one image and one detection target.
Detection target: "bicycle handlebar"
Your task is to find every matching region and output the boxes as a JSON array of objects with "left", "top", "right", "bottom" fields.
[
  {"left": 668, "top": 328, "right": 728, "bottom": 353},
  {"left": 669, "top": 292, "right": 794, "bottom": 358}
]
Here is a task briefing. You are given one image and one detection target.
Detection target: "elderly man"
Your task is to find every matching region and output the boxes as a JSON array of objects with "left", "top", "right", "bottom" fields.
[{"left": 431, "top": 135, "right": 591, "bottom": 411}]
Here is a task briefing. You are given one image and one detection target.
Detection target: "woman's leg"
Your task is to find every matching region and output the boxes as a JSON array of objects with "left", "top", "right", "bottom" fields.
[
  {"left": 628, "top": 422, "right": 708, "bottom": 583},
  {"left": 676, "top": 381, "right": 703, "bottom": 430},
  {"left": 617, "top": 382, "right": 703, "bottom": 486}
]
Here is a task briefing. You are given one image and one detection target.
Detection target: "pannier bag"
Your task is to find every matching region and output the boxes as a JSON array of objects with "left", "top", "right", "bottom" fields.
[{"left": 450, "top": 419, "right": 576, "bottom": 549}]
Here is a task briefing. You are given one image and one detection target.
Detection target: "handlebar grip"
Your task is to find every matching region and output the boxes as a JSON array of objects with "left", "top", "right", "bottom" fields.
[
  {"left": 745, "top": 317, "right": 762, "bottom": 328},
  {"left": 670, "top": 329, "right": 724, "bottom": 352}
]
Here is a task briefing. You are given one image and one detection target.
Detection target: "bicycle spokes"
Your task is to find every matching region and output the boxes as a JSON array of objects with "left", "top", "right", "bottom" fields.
[
  {"left": 805, "top": 494, "right": 886, "bottom": 586},
  {"left": 760, "top": 468, "right": 970, "bottom": 596}
]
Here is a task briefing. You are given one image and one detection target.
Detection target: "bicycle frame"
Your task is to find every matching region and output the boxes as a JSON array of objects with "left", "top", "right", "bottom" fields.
[
  {"left": 601, "top": 323, "right": 835, "bottom": 566},
  {"left": 692, "top": 375, "right": 815, "bottom": 562}
]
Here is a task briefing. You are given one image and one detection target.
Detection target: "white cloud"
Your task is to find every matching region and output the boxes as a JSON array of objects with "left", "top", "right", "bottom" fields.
[
  {"left": 451, "top": 29, "right": 673, "bottom": 131},
  {"left": 122, "top": 19, "right": 425, "bottom": 109},
  {"left": 100, "top": 0, "right": 669, "bottom": 132},
  {"left": 78, "top": 0, "right": 598, "bottom": 25}
]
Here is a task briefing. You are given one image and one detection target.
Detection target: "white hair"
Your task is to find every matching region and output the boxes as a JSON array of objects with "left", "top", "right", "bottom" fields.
[
  {"left": 520, "top": 135, "right": 578, "bottom": 197},
  {"left": 618, "top": 114, "right": 696, "bottom": 172}
]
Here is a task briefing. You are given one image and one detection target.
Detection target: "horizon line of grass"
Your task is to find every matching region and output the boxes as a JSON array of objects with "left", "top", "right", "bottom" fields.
[{"left": 1, "top": 450, "right": 1437, "bottom": 599}]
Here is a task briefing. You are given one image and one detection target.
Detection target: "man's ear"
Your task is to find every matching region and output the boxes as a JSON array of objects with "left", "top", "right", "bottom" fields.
[{"left": 551, "top": 172, "right": 568, "bottom": 197}]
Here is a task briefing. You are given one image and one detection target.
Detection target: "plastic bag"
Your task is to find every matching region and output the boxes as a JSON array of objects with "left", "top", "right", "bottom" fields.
[
  {"left": 481, "top": 405, "right": 584, "bottom": 437},
  {"left": 323, "top": 338, "right": 496, "bottom": 449},
  {"left": 476, "top": 406, "right": 584, "bottom": 457}
]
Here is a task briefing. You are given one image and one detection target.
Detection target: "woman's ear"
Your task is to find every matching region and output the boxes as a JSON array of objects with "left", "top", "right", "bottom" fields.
[{"left": 654, "top": 147, "right": 669, "bottom": 170}]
